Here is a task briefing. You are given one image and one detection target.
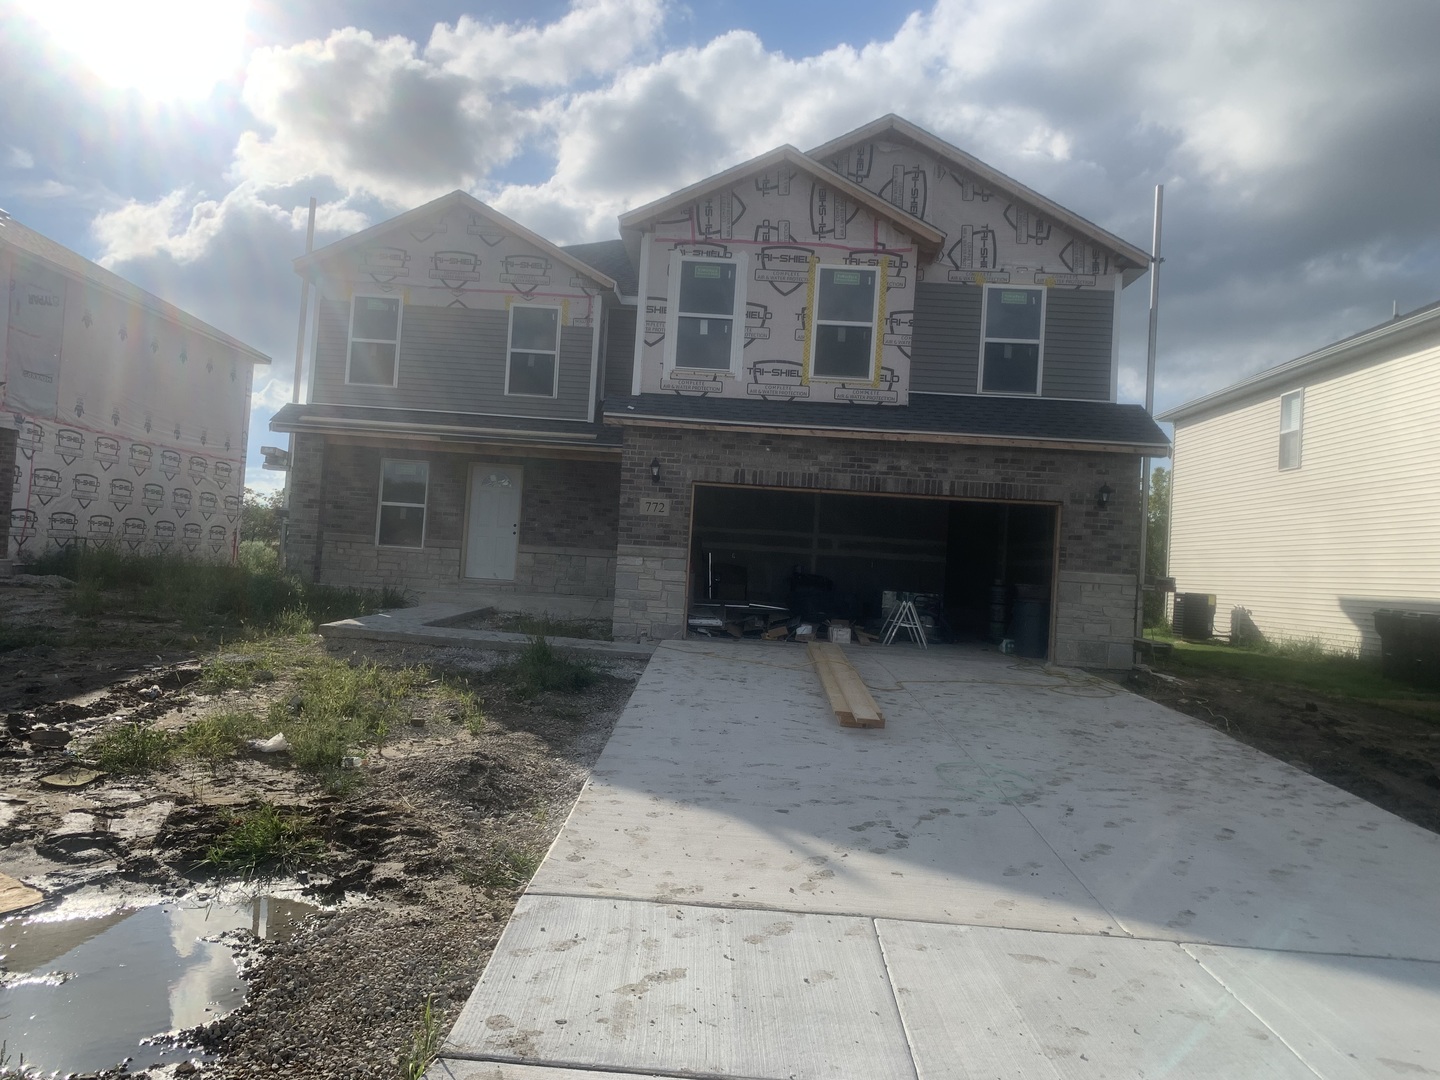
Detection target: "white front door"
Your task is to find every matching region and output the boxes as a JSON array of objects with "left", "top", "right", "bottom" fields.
[{"left": 464, "top": 464, "right": 522, "bottom": 580}]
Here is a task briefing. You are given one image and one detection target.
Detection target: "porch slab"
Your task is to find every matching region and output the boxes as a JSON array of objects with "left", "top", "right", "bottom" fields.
[{"left": 319, "top": 603, "right": 655, "bottom": 660}]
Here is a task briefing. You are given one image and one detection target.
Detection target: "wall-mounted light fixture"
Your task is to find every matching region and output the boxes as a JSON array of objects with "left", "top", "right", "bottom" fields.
[
  {"left": 650, "top": 457, "right": 661, "bottom": 485},
  {"left": 1096, "top": 483, "right": 1113, "bottom": 510}
]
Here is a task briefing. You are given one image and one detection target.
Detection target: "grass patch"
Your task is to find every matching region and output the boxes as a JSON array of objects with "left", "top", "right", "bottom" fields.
[
  {"left": 435, "top": 676, "right": 486, "bottom": 734},
  {"left": 489, "top": 636, "right": 598, "bottom": 699},
  {"left": 265, "top": 656, "right": 425, "bottom": 788},
  {"left": 0, "top": 618, "right": 54, "bottom": 653},
  {"left": 491, "top": 612, "right": 612, "bottom": 641},
  {"left": 175, "top": 710, "right": 264, "bottom": 768},
  {"left": 87, "top": 722, "right": 173, "bottom": 774},
  {"left": 202, "top": 802, "right": 324, "bottom": 873},
  {"left": 20, "top": 548, "right": 408, "bottom": 633},
  {"left": 461, "top": 841, "right": 541, "bottom": 890},
  {"left": 400, "top": 995, "right": 444, "bottom": 1080},
  {"left": 1159, "top": 640, "right": 1440, "bottom": 704}
]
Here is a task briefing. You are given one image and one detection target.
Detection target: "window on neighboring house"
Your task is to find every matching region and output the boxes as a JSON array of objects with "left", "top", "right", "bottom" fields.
[
  {"left": 506, "top": 304, "right": 560, "bottom": 397},
  {"left": 810, "top": 266, "right": 880, "bottom": 380},
  {"left": 666, "top": 254, "right": 747, "bottom": 373},
  {"left": 1279, "top": 390, "right": 1303, "bottom": 470},
  {"left": 980, "top": 286, "right": 1045, "bottom": 394},
  {"left": 347, "top": 295, "right": 402, "bottom": 386},
  {"left": 376, "top": 459, "right": 427, "bottom": 548}
]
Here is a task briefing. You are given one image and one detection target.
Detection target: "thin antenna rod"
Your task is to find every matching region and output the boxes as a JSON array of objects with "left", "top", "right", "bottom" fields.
[{"left": 1136, "top": 184, "right": 1164, "bottom": 644}]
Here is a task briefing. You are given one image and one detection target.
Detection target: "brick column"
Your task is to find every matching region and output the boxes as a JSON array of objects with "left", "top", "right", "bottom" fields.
[{"left": 283, "top": 432, "right": 325, "bottom": 581}]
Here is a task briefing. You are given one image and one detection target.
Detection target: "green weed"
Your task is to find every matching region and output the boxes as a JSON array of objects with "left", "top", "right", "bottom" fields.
[
  {"left": 0, "top": 619, "right": 53, "bottom": 653},
  {"left": 462, "top": 841, "right": 540, "bottom": 890},
  {"left": 175, "top": 710, "right": 262, "bottom": 768},
  {"left": 493, "top": 612, "right": 612, "bottom": 641},
  {"left": 490, "top": 636, "right": 598, "bottom": 699},
  {"left": 87, "top": 722, "right": 173, "bottom": 774},
  {"left": 400, "top": 995, "right": 444, "bottom": 1080},
  {"left": 202, "top": 802, "right": 324, "bottom": 873},
  {"left": 436, "top": 676, "right": 486, "bottom": 734}
]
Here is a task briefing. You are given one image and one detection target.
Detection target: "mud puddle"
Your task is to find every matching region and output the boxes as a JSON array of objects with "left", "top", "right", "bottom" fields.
[{"left": 0, "top": 891, "right": 319, "bottom": 1073}]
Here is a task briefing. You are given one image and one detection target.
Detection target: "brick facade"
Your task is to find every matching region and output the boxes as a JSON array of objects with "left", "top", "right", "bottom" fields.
[
  {"left": 284, "top": 434, "right": 619, "bottom": 605},
  {"left": 611, "top": 424, "right": 1142, "bottom": 665}
]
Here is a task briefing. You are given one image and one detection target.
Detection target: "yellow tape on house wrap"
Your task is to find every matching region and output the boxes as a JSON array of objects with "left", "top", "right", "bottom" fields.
[
  {"left": 800, "top": 256, "right": 819, "bottom": 385},
  {"left": 872, "top": 257, "right": 889, "bottom": 389}
]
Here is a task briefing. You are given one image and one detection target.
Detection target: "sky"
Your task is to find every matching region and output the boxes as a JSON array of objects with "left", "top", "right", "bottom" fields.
[{"left": 2, "top": 0, "right": 1438, "bottom": 493}]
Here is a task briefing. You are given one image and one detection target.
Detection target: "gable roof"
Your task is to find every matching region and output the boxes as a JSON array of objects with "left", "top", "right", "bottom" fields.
[
  {"left": 618, "top": 145, "right": 945, "bottom": 255},
  {"left": 562, "top": 239, "right": 637, "bottom": 296},
  {"left": 0, "top": 213, "right": 270, "bottom": 363},
  {"left": 1159, "top": 298, "right": 1440, "bottom": 424},
  {"left": 808, "top": 114, "right": 1152, "bottom": 283},
  {"left": 294, "top": 190, "right": 617, "bottom": 292}
]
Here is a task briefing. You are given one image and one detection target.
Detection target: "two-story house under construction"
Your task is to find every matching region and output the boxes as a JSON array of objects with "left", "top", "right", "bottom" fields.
[{"left": 273, "top": 115, "right": 1168, "bottom": 667}]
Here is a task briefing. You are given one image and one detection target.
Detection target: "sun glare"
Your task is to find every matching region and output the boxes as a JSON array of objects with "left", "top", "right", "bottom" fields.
[{"left": 25, "top": 0, "right": 248, "bottom": 101}]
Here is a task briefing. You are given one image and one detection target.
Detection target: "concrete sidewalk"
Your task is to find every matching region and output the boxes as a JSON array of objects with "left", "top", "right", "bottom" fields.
[{"left": 430, "top": 641, "right": 1440, "bottom": 1079}]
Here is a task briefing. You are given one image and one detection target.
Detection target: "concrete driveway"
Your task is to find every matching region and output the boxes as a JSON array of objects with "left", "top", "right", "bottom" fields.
[{"left": 430, "top": 641, "right": 1440, "bottom": 1079}]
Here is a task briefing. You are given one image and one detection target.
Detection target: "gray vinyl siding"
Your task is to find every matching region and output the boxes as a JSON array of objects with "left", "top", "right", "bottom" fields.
[
  {"left": 603, "top": 306, "right": 636, "bottom": 400},
  {"left": 1041, "top": 290, "right": 1113, "bottom": 401},
  {"left": 311, "top": 300, "right": 592, "bottom": 420},
  {"left": 910, "top": 282, "right": 981, "bottom": 394}
]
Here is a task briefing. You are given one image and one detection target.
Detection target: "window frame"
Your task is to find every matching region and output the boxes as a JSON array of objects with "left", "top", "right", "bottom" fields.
[
  {"left": 663, "top": 251, "right": 748, "bottom": 377},
  {"left": 978, "top": 284, "right": 1047, "bottom": 396},
  {"left": 504, "top": 302, "right": 562, "bottom": 398},
  {"left": 1279, "top": 390, "right": 1303, "bottom": 471},
  {"left": 345, "top": 293, "right": 403, "bottom": 388},
  {"left": 375, "top": 458, "right": 428, "bottom": 549},
  {"left": 807, "top": 263, "right": 884, "bottom": 383}
]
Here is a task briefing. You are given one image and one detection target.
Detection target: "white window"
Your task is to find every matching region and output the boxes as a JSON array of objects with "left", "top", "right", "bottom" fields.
[
  {"left": 506, "top": 304, "right": 560, "bottom": 397},
  {"left": 810, "top": 266, "right": 881, "bottom": 380},
  {"left": 1279, "top": 390, "right": 1303, "bottom": 470},
  {"left": 980, "top": 285, "right": 1045, "bottom": 394},
  {"left": 347, "top": 295, "right": 402, "bottom": 386},
  {"left": 376, "top": 459, "right": 427, "bottom": 548},
  {"left": 666, "top": 253, "right": 747, "bottom": 374}
]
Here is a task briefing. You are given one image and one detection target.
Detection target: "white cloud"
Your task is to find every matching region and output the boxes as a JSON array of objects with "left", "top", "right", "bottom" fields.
[
  {"left": 18, "top": 179, "right": 77, "bottom": 199},
  {"left": 427, "top": 0, "right": 665, "bottom": 87},
  {"left": 6, "top": 146, "right": 35, "bottom": 169},
  {"left": 250, "top": 373, "right": 294, "bottom": 412}
]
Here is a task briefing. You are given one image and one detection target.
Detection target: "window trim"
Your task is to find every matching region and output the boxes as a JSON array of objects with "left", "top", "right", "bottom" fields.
[
  {"left": 375, "top": 458, "right": 428, "bottom": 549},
  {"left": 1279, "top": 389, "right": 1303, "bottom": 471},
  {"left": 978, "top": 284, "right": 1047, "bottom": 396},
  {"left": 504, "top": 302, "right": 562, "bottom": 398},
  {"left": 806, "top": 262, "right": 885, "bottom": 383},
  {"left": 663, "top": 251, "right": 748, "bottom": 377},
  {"left": 346, "top": 293, "right": 403, "bottom": 388}
]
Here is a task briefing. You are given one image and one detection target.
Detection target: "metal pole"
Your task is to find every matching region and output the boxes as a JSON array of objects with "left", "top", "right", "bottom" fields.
[
  {"left": 1136, "top": 185, "right": 1163, "bottom": 643},
  {"left": 280, "top": 198, "right": 317, "bottom": 568}
]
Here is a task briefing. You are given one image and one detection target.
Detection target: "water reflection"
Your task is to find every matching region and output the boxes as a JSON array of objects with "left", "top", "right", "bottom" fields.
[{"left": 0, "top": 894, "right": 317, "bottom": 1073}]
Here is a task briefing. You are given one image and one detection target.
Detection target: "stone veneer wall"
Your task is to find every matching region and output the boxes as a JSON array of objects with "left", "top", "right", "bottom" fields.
[
  {"left": 611, "top": 425, "right": 1142, "bottom": 666},
  {"left": 284, "top": 434, "right": 619, "bottom": 603}
]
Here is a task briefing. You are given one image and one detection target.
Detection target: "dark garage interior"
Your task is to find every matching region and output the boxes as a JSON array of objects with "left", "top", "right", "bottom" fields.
[{"left": 688, "top": 485, "right": 1057, "bottom": 656}]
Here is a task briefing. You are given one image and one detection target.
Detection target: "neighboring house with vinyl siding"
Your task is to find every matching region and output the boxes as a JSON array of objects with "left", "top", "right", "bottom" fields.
[
  {"left": 275, "top": 115, "right": 1167, "bottom": 665},
  {"left": 1160, "top": 300, "right": 1440, "bottom": 655}
]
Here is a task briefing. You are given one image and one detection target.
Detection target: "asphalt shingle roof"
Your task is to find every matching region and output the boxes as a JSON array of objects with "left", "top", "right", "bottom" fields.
[
  {"left": 606, "top": 392, "right": 1169, "bottom": 450},
  {"left": 271, "top": 402, "right": 622, "bottom": 446},
  {"left": 561, "top": 239, "right": 637, "bottom": 296}
]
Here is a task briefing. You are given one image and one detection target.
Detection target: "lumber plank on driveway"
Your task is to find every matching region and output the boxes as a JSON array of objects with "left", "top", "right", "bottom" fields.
[{"left": 809, "top": 642, "right": 884, "bottom": 728}]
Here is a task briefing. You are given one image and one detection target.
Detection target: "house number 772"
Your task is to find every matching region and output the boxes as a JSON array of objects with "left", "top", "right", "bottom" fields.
[{"left": 640, "top": 499, "right": 670, "bottom": 516}]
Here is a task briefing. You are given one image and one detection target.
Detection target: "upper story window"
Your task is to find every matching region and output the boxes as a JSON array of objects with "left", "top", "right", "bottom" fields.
[
  {"left": 810, "top": 266, "right": 880, "bottom": 381},
  {"left": 666, "top": 254, "right": 747, "bottom": 374},
  {"left": 506, "top": 304, "right": 560, "bottom": 397},
  {"left": 980, "top": 285, "right": 1045, "bottom": 394},
  {"left": 347, "top": 295, "right": 402, "bottom": 386},
  {"left": 376, "top": 459, "right": 427, "bottom": 548},
  {"left": 1279, "top": 390, "right": 1303, "bottom": 470}
]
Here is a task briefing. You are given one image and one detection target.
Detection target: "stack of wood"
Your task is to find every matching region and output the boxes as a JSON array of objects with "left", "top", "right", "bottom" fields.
[{"left": 807, "top": 642, "right": 885, "bottom": 729}]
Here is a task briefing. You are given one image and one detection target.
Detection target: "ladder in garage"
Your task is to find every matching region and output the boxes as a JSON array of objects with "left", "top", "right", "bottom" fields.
[{"left": 881, "top": 597, "right": 928, "bottom": 648}]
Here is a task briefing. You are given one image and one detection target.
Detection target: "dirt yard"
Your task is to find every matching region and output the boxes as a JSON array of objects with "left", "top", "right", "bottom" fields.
[
  {"left": 1127, "top": 664, "right": 1440, "bottom": 834},
  {"left": 0, "top": 576, "right": 642, "bottom": 1078}
]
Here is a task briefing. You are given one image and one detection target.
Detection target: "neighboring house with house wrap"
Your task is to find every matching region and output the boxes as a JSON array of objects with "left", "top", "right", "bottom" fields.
[
  {"left": 273, "top": 115, "right": 1168, "bottom": 667},
  {"left": 1160, "top": 300, "right": 1440, "bottom": 656},
  {"left": 0, "top": 213, "right": 269, "bottom": 563}
]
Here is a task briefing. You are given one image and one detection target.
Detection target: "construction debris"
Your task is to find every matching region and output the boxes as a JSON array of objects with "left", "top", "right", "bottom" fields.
[{"left": 807, "top": 642, "right": 884, "bottom": 729}]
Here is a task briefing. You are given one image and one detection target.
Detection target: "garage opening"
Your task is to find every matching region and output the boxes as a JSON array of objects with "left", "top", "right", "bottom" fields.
[{"left": 688, "top": 485, "right": 1057, "bottom": 656}]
